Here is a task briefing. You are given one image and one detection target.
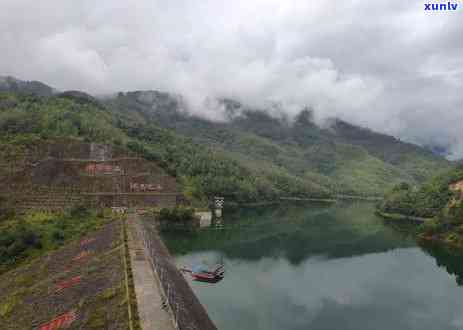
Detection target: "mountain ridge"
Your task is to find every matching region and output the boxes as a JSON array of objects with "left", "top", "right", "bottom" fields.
[
  {"left": 0, "top": 76, "right": 453, "bottom": 201},
  {"left": 107, "top": 89, "right": 451, "bottom": 195}
]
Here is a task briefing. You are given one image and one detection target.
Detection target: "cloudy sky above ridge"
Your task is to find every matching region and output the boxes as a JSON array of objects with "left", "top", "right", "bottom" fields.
[{"left": 1, "top": 1, "right": 462, "bottom": 157}]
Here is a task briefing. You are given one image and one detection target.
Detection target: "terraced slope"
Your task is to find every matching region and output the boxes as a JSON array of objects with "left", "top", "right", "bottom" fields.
[
  {"left": 0, "top": 136, "right": 180, "bottom": 211},
  {"left": 0, "top": 221, "right": 133, "bottom": 329}
]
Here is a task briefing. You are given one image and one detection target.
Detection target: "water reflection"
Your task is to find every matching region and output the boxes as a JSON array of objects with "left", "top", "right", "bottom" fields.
[
  {"left": 420, "top": 241, "right": 463, "bottom": 286},
  {"left": 163, "top": 202, "right": 416, "bottom": 263},
  {"left": 162, "top": 202, "right": 463, "bottom": 330}
]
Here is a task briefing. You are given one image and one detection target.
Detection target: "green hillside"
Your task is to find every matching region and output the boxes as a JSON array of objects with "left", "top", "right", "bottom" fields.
[
  {"left": 378, "top": 166, "right": 463, "bottom": 218},
  {"left": 0, "top": 92, "right": 329, "bottom": 206},
  {"left": 0, "top": 76, "right": 54, "bottom": 97},
  {"left": 0, "top": 78, "right": 453, "bottom": 205},
  {"left": 106, "top": 91, "right": 452, "bottom": 197},
  {"left": 378, "top": 166, "right": 463, "bottom": 248}
]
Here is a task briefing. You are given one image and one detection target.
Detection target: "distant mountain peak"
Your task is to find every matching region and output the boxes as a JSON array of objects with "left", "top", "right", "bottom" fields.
[
  {"left": 58, "top": 90, "right": 103, "bottom": 108},
  {"left": 0, "top": 75, "right": 56, "bottom": 97}
]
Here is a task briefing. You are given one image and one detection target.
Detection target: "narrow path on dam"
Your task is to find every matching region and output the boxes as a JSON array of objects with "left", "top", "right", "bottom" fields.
[{"left": 127, "top": 214, "right": 176, "bottom": 330}]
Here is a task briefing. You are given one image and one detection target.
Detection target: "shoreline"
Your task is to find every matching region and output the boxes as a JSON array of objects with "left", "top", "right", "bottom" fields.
[
  {"left": 375, "top": 211, "right": 430, "bottom": 223},
  {"left": 418, "top": 234, "right": 463, "bottom": 250},
  {"left": 376, "top": 210, "right": 463, "bottom": 251},
  {"left": 279, "top": 197, "right": 336, "bottom": 203},
  {"left": 228, "top": 194, "right": 384, "bottom": 207}
]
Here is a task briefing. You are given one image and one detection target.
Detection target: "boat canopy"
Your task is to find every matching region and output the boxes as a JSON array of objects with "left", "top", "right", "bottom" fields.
[{"left": 191, "top": 264, "right": 209, "bottom": 274}]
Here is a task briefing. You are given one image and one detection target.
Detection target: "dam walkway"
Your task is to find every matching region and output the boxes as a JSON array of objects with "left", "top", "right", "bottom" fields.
[{"left": 127, "top": 214, "right": 176, "bottom": 330}]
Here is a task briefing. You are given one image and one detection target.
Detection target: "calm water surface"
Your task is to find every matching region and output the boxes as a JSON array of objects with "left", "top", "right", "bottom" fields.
[{"left": 162, "top": 202, "right": 463, "bottom": 330}]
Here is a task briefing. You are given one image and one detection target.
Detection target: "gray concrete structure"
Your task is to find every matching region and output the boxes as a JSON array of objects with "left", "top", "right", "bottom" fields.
[{"left": 127, "top": 214, "right": 176, "bottom": 330}]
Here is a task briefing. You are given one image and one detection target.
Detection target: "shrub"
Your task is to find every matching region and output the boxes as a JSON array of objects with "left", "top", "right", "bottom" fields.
[
  {"left": 447, "top": 201, "right": 463, "bottom": 225},
  {"left": 51, "top": 229, "right": 65, "bottom": 242},
  {"left": 419, "top": 220, "right": 443, "bottom": 236},
  {"left": 69, "top": 203, "right": 91, "bottom": 218},
  {"left": 445, "top": 233, "right": 460, "bottom": 244},
  {"left": 0, "top": 223, "right": 42, "bottom": 264},
  {"left": 456, "top": 225, "right": 463, "bottom": 235},
  {"left": 158, "top": 206, "right": 196, "bottom": 225}
]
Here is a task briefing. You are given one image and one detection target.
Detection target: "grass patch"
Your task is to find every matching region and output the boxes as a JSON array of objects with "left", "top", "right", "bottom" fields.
[
  {"left": 0, "top": 295, "right": 18, "bottom": 318},
  {"left": 0, "top": 206, "right": 113, "bottom": 274}
]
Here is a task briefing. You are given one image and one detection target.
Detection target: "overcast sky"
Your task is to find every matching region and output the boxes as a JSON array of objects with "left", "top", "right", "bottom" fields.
[{"left": 1, "top": 1, "right": 462, "bottom": 157}]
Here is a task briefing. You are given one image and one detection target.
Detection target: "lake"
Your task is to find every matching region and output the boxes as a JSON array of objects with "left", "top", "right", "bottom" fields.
[{"left": 161, "top": 202, "right": 463, "bottom": 330}]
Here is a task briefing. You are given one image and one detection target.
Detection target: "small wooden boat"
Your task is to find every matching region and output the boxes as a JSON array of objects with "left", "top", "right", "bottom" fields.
[{"left": 181, "top": 264, "right": 225, "bottom": 283}]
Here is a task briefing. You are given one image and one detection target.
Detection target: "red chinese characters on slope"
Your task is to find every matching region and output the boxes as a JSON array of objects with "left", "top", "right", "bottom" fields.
[
  {"left": 84, "top": 163, "right": 123, "bottom": 175},
  {"left": 129, "top": 182, "right": 162, "bottom": 192},
  {"left": 39, "top": 310, "right": 77, "bottom": 330},
  {"left": 80, "top": 238, "right": 96, "bottom": 247},
  {"left": 55, "top": 276, "right": 82, "bottom": 293}
]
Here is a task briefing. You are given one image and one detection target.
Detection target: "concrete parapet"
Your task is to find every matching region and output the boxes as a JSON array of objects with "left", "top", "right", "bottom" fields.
[{"left": 137, "top": 217, "right": 217, "bottom": 330}]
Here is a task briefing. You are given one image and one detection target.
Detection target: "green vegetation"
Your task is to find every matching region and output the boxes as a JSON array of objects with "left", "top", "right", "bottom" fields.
[
  {"left": 378, "top": 166, "right": 463, "bottom": 218},
  {"left": 109, "top": 91, "right": 451, "bottom": 198},
  {"left": 151, "top": 206, "right": 200, "bottom": 231},
  {"left": 0, "top": 92, "right": 122, "bottom": 142},
  {"left": 158, "top": 206, "right": 196, "bottom": 224},
  {"left": 0, "top": 82, "right": 452, "bottom": 205},
  {"left": 0, "top": 295, "right": 17, "bottom": 318},
  {"left": 0, "top": 204, "right": 112, "bottom": 274},
  {"left": 0, "top": 221, "right": 130, "bottom": 329},
  {"left": 84, "top": 285, "right": 127, "bottom": 330},
  {"left": 0, "top": 92, "right": 331, "bottom": 205},
  {"left": 378, "top": 166, "right": 463, "bottom": 248}
]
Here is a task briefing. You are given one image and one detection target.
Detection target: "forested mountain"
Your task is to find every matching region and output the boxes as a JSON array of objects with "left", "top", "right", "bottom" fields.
[
  {"left": 0, "top": 77, "right": 453, "bottom": 205},
  {"left": 0, "top": 92, "right": 328, "bottom": 205},
  {"left": 378, "top": 165, "right": 463, "bottom": 248},
  {"left": 378, "top": 166, "right": 463, "bottom": 218},
  {"left": 0, "top": 76, "right": 55, "bottom": 97},
  {"left": 106, "top": 90, "right": 452, "bottom": 196}
]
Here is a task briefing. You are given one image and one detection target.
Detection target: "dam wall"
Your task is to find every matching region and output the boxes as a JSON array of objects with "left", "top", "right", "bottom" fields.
[{"left": 138, "top": 217, "right": 217, "bottom": 330}]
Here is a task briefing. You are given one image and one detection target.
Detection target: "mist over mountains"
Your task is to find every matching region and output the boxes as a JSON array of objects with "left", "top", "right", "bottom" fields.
[
  {"left": 2, "top": 1, "right": 462, "bottom": 159},
  {"left": 0, "top": 75, "right": 454, "bottom": 157},
  {"left": 0, "top": 76, "right": 55, "bottom": 97},
  {"left": 0, "top": 75, "right": 453, "bottom": 200}
]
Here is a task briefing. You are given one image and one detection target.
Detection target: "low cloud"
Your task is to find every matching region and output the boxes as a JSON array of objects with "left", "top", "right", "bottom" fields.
[{"left": 1, "top": 1, "right": 462, "bottom": 157}]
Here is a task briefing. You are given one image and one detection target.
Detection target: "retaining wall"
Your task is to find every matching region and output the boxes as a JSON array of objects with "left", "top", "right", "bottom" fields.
[
  {"left": 4, "top": 192, "right": 179, "bottom": 212},
  {"left": 0, "top": 142, "right": 181, "bottom": 211}
]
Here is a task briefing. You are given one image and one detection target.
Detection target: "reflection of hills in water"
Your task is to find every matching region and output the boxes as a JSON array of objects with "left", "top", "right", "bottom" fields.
[
  {"left": 419, "top": 242, "right": 463, "bottom": 286},
  {"left": 162, "top": 202, "right": 416, "bottom": 265}
]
